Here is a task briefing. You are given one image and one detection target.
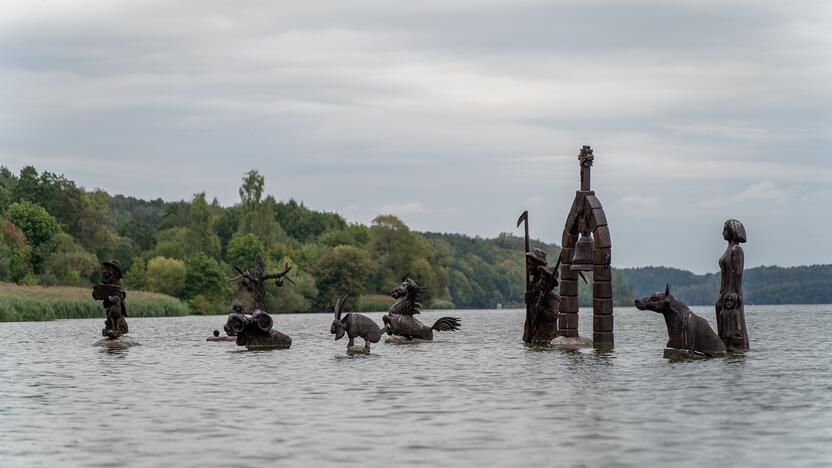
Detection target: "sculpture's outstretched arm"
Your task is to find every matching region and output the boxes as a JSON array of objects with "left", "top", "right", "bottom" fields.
[{"left": 264, "top": 264, "right": 293, "bottom": 280}]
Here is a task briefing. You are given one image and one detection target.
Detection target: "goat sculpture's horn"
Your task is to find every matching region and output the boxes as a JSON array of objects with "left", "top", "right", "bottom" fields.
[{"left": 334, "top": 292, "right": 349, "bottom": 320}]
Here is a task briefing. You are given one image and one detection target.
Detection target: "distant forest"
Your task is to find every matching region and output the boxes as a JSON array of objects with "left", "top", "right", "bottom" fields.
[
  {"left": 619, "top": 265, "right": 832, "bottom": 305},
  {"left": 0, "top": 165, "right": 634, "bottom": 314},
  {"left": 1, "top": 165, "right": 826, "bottom": 313}
]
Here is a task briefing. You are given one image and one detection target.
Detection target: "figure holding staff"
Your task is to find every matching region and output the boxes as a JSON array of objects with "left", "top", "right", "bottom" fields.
[{"left": 517, "top": 212, "right": 559, "bottom": 344}]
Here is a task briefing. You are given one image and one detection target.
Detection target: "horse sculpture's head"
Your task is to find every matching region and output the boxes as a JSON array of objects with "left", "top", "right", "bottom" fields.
[
  {"left": 634, "top": 284, "right": 674, "bottom": 314},
  {"left": 391, "top": 277, "right": 427, "bottom": 299},
  {"left": 391, "top": 278, "right": 412, "bottom": 299},
  {"left": 388, "top": 277, "right": 428, "bottom": 315}
]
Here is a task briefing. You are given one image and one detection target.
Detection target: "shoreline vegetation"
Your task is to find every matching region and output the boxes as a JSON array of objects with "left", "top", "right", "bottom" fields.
[
  {"left": 0, "top": 283, "right": 189, "bottom": 322},
  {"left": 0, "top": 283, "right": 453, "bottom": 322},
  {"left": 2, "top": 165, "right": 634, "bottom": 321},
  {"left": 2, "top": 165, "right": 830, "bottom": 323}
]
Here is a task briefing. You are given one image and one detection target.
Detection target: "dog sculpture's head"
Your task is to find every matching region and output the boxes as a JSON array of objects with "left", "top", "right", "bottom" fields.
[{"left": 634, "top": 284, "right": 674, "bottom": 313}]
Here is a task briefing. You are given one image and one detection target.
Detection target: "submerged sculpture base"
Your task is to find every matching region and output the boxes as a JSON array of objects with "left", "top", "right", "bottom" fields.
[
  {"left": 346, "top": 345, "right": 370, "bottom": 355},
  {"left": 93, "top": 335, "right": 140, "bottom": 349},
  {"left": 206, "top": 336, "right": 237, "bottom": 342},
  {"left": 245, "top": 343, "right": 291, "bottom": 350},
  {"left": 551, "top": 336, "right": 593, "bottom": 350},
  {"left": 385, "top": 335, "right": 432, "bottom": 344},
  {"left": 243, "top": 330, "right": 292, "bottom": 350},
  {"left": 663, "top": 348, "right": 725, "bottom": 360}
]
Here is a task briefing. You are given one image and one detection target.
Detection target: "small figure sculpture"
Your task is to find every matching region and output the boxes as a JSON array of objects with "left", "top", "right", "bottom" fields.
[
  {"left": 223, "top": 255, "right": 293, "bottom": 349},
  {"left": 93, "top": 259, "right": 129, "bottom": 339},
  {"left": 635, "top": 284, "right": 725, "bottom": 357},
  {"left": 523, "top": 248, "right": 560, "bottom": 344},
  {"left": 381, "top": 278, "right": 460, "bottom": 341},
  {"left": 330, "top": 293, "right": 382, "bottom": 353},
  {"left": 91, "top": 259, "right": 138, "bottom": 348},
  {"left": 716, "top": 219, "right": 750, "bottom": 352}
]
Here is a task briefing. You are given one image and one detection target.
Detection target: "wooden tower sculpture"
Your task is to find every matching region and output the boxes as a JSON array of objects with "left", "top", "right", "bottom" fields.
[{"left": 558, "top": 146, "right": 614, "bottom": 349}]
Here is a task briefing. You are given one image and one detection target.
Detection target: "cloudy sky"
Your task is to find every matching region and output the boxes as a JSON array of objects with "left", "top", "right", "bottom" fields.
[{"left": 2, "top": 0, "right": 830, "bottom": 273}]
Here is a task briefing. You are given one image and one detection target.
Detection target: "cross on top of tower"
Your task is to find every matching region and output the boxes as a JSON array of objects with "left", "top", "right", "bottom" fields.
[
  {"left": 578, "top": 145, "right": 594, "bottom": 191},
  {"left": 578, "top": 145, "right": 594, "bottom": 167}
]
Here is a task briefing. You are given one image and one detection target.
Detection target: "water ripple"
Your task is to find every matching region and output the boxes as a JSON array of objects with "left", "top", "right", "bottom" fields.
[{"left": 1, "top": 306, "right": 831, "bottom": 467}]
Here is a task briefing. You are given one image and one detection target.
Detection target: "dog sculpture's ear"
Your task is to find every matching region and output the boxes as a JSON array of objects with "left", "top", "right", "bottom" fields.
[{"left": 664, "top": 283, "right": 672, "bottom": 303}]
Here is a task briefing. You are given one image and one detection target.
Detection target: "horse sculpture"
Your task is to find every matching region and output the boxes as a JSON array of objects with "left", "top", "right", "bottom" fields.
[
  {"left": 381, "top": 278, "right": 460, "bottom": 341},
  {"left": 635, "top": 284, "right": 726, "bottom": 357}
]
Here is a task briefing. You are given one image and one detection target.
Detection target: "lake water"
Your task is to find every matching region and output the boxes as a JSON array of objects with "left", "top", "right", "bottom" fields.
[{"left": 1, "top": 306, "right": 831, "bottom": 467}]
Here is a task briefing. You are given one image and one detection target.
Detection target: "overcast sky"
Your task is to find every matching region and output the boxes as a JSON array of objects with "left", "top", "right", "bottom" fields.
[{"left": 1, "top": 0, "right": 830, "bottom": 273}]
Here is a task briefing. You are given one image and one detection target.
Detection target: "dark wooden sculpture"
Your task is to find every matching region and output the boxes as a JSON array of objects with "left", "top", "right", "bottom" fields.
[
  {"left": 558, "top": 146, "right": 614, "bottom": 349},
  {"left": 636, "top": 284, "right": 726, "bottom": 357},
  {"left": 381, "top": 278, "right": 460, "bottom": 341},
  {"left": 223, "top": 255, "right": 292, "bottom": 349},
  {"left": 517, "top": 234, "right": 560, "bottom": 344},
  {"left": 716, "top": 219, "right": 750, "bottom": 352},
  {"left": 92, "top": 259, "right": 129, "bottom": 339},
  {"left": 330, "top": 293, "right": 382, "bottom": 351}
]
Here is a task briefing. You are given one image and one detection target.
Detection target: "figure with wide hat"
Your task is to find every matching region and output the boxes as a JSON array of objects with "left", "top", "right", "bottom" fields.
[{"left": 524, "top": 248, "right": 560, "bottom": 344}]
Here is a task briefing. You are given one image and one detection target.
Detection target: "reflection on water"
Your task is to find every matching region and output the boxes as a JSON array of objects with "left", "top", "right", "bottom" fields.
[{"left": 1, "top": 306, "right": 832, "bottom": 467}]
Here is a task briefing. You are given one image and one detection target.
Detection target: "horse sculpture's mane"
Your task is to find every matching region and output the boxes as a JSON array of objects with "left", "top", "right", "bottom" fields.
[{"left": 390, "top": 278, "right": 428, "bottom": 315}]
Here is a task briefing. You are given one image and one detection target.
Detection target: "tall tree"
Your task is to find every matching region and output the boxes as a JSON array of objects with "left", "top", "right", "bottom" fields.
[
  {"left": 236, "top": 170, "right": 285, "bottom": 247},
  {"left": 367, "top": 215, "right": 434, "bottom": 293},
  {"left": 187, "top": 192, "right": 221, "bottom": 258},
  {"left": 312, "top": 245, "right": 375, "bottom": 310},
  {"left": 5, "top": 201, "right": 60, "bottom": 248}
]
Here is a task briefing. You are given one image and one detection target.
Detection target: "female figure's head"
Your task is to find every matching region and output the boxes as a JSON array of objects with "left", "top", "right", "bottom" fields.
[{"left": 722, "top": 219, "right": 747, "bottom": 244}]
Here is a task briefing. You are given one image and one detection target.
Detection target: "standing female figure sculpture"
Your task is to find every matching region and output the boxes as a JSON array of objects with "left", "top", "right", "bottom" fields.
[{"left": 716, "top": 219, "right": 750, "bottom": 352}]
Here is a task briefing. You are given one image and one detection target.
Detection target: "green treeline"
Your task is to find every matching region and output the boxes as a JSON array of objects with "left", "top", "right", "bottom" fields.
[
  {"left": 619, "top": 265, "right": 832, "bottom": 305},
  {"left": 0, "top": 165, "right": 635, "bottom": 315}
]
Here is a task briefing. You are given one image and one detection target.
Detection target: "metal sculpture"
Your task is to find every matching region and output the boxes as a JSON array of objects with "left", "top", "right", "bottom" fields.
[
  {"left": 636, "top": 284, "right": 726, "bottom": 357},
  {"left": 716, "top": 219, "right": 750, "bottom": 352},
  {"left": 92, "top": 259, "right": 129, "bottom": 339},
  {"left": 558, "top": 146, "right": 614, "bottom": 349},
  {"left": 516, "top": 226, "right": 560, "bottom": 344},
  {"left": 381, "top": 278, "right": 460, "bottom": 341},
  {"left": 223, "top": 255, "right": 292, "bottom": 349},
  {"left": 330, "top": 293, "right": 382, "bottom": 352}
]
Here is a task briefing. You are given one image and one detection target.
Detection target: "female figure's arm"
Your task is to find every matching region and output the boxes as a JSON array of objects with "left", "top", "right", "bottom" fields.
[{"left": 731, "top": 245, "right": 744, "bottom": 303}]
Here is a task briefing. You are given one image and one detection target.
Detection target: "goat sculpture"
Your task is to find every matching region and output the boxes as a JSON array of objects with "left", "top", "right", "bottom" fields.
[
  {"left": 381, "top": 278, "right": 461, "bottom": 341},
  {"left": 330, "top": 293, "right": 382, "bottom": 352}
]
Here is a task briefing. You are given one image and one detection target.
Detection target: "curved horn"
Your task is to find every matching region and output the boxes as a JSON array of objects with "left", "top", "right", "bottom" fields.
[
  {"left": 334, "top": 292, "right": 349, "bottom": 320},
  {"left": 665, "top": 283, "right": 671, "bottom": 296}
]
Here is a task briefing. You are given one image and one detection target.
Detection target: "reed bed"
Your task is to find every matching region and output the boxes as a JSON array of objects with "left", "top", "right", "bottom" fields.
[
  {"left": 0, "top": 283, "right": 190, "bottom": 322},
  {"left": 356, "top": 294, "right": 455, "bottom": 312}
]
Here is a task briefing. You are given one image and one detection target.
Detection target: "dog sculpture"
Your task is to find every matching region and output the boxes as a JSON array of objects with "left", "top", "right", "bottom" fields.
[
  {"left": 381, "top": 278, "right": 460, "bottom": 341},
  {"left": 635, "top": 284, "right": 726, "bottom": 356},
  {"left": 330, "top": 293, "right": 382, "bottom": 351}
]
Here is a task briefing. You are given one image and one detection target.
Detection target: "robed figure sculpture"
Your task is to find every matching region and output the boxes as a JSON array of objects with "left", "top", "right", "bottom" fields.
[{"left": 716, "top": 219, "right": 750, "bottom": 352}]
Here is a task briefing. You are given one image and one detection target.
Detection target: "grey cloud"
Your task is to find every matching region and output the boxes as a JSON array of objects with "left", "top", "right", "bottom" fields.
[{"left": 1, "top": 0, "right": 830, "bottom": 272}]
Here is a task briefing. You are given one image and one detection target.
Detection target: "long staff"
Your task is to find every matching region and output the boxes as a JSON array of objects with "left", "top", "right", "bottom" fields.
[
  {"left": 517, "top": 211, "right": 531, "bottom": 341},
  {"left": 516, "top": 211, "right": 530, "bottom": 291}
]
